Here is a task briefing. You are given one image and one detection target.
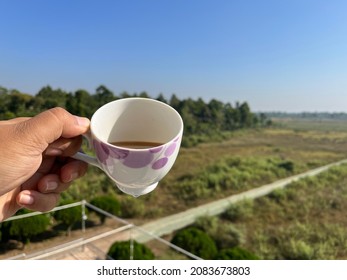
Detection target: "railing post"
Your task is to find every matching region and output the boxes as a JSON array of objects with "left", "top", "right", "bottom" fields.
[
  {"left": 130, "top": 225, "right": 134, "bottom": 260},
  {"left": 81, "top": 200, "right": 87, "bottom": 234},
  {"left": 81, "top": 200, "right": 87, "bottom": 252}
]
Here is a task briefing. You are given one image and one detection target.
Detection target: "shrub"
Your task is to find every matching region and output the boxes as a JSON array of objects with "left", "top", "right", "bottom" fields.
[
  {"left": 107, "top": 240, "right": 154, "bottom": 260},
  {"left": 222, "top": 200, "right": 254, "bottom": 222},
  {"left": 175, "top": 179, "right": 211, "bottom": 201},
  {"left": 277, "top": 161, "right": 295, "bottom": 173},
  {"left": 194, "top": 216, "right": 244, "bottom": 249},
  {"left": 274, "top": 222, "right": 347, "bottom": 260},
  {"left": 173, "top": 155, "right": 300, "bottom": 202},
  {"left": 3, "top": 209, "right": 51, "bottom": 245},
  {"left": 279, "top": 239, "right": 314, "bottom": 260},
  {"left": 90, "top": 195, "right": 121, "bottom": 223},
  {"left": 120, "top": 196, "right": 145, "bottom": 218},
  {"left": 214, "top": 224, "right": 244, "bottom": 249},
  {"left": 171, "top": 227, "right": 217, "bottom": 259},
  {"left": 267, "top": 189, "right": 287, "bottom": 203},
  {"left": 54, "top": 201, "right": 86, "bottom": 235}
]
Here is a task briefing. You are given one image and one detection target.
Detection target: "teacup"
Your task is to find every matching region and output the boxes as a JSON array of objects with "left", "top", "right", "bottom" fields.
[{"left": 72, "top": 97, "right": 184, "bottom": 197}]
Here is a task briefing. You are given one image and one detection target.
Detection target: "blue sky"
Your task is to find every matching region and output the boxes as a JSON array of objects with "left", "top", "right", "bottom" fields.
[{"left": 1, "top": 0, "right": 347, "bottom": 112}]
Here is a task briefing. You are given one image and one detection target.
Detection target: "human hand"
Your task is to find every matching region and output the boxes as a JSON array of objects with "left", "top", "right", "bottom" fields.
[{"left": 0, "top": 107, "right": 90, "bottom": 221}]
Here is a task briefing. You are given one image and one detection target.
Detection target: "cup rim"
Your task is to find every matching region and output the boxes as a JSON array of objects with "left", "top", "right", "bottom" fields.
[{"left": 90, "top": 97, "right": 184, "bottom": 151}]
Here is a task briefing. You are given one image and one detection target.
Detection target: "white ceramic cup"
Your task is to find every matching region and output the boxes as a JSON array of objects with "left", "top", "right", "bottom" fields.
[{"left": 72, "top": 97, "right": 184, "bottom": 197}]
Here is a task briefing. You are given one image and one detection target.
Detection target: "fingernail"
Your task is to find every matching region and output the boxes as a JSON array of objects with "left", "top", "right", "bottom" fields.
[
  {"left": 19, "top": 194, "right": 34, "bottom": 205},
  {"left": 46, "top": 147, "right": 63, "bottom": 156},
  {"left": 68, "top": 172, "right": 79, "bottom": 182},
  {"left": 46, "top": 181, "right": 58, "bottom": 191},
  {"left": 75, "top": 116, "right": 90, "bottom": 128}
]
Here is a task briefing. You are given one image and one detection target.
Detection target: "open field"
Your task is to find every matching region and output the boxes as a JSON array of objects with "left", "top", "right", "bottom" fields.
[
  {"left": 2, "top": 118, "right": 347, "bottom": 259},
  {"left": 150, "top": 118, "right": 347, "bottom": 260},
  {"left": 209, "top": 163, "right": 347, "bottom": 259},
  {"left": 143, "top": 123, "right": 347, "bottom": 217},
  {"left": 272, "top": 117, "right": 347, "bottom": 132}
]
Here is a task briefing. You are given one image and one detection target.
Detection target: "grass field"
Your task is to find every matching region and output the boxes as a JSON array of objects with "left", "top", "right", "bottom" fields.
[
  {"left": 142, "top": 121, "right": 347, "bottom": 216},
  {"left": 145, "top": 161, "right": 347, "bottom": 259},
  {"left": 272, "top": 117, "right": 347, "bottom": 132},
  {"left": 147, "top": 118, "right": 347, "bottom": 260},
  {"left": 3, "top": 118, "right": 347, "bottom": 259},
  {"left": 214, "top": 163, "right": 347, "bottom": 259},
  {"left": 141, "top": 118, "right": 347, "bottom": 259}
]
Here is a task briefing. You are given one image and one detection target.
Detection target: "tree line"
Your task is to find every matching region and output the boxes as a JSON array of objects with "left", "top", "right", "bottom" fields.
[
  {"left": 264, "top": 111, "right": 347, "bottom": 120},
  {"left": 0, "top": 85, "right": 270, "bottom": 146}
]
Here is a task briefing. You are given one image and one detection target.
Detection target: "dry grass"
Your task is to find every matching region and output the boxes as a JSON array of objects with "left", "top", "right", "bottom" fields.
[
  {"left": 143, "top": 127, "right": 347, "bottom": 218},
  {"left": 225, "top": 164, "right": 347, "bottom": 259}
]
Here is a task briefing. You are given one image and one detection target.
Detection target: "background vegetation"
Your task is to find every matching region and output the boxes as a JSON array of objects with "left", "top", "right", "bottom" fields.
[
  {"left": 1, "top": 84, "right": 347, "bottom": 260},
  {"left": 212, "top": 164, "right": 347, "bottom": 259},
  {"left": 0, "top": 85, "right": 269, "bottom": 147},
  {"left": 107, "top": 240, "right": 155, "bottom": 260}
]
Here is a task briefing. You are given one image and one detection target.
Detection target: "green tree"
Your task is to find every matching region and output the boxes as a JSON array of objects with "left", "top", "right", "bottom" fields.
[
  {"left": 169, "top": 94, "right": 181, "bottom": 110},
  {"left": 107, "top": 240, "right": 154, "bottom": 260},
  {"left": 208, "top": 98, "right": 224, "bottom": 129},
  {"left": 171, "top": 227, "right": 217, "bottom": 259},
  {"left": 156, "top": 93, "right": 167, "bottom": 103},
  {"left": 94, "top": 85, "right": 115, "bottom": 107},
  {"left": 89, "top": 195, "right": 121, "bottom": 224},
  {"left": 1, "top": 209, "right": 51, "bottom": 248},
  {"left": 36, "top": 85, "right": 67, "bottom": 110},
  {"left": 180, "top": 101, "right": 198, "bottom": 134},
  {"left": 224, "top": 102, "right": 239, "bottom": 129},
  {"left": 119, "top": 91, "right": 132, "bottom": 98},
  {"left": 54, "top": 202, "right": 86, "bottom": 236},
  {"left": 138, "top": 91, "right": 149, "bottom": 98},
  {"left": 238, "top": 102, "right": 254, "bottom": 128},
  {"left": 66, "top": 89, "right": 95, "bottom": 117},
  {"left": 0, "top": 89, "right": 36, "bottom": 118},
  {"left": 0, "top": 84, "right": 266, "bottom": 149},
  {"left": 0, "top": 86, "right": 7, "bottom": 95}
]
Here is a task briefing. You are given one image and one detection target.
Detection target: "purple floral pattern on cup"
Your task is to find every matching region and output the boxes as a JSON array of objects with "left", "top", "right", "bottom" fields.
[
  {"left": 164, "top": 142, "right": 176, "bottom": 157},
  {"left": 152, "top": 157, "right": 169, "bottom": 170},
  {"left": 123, "top": 151, "right": 154, "bottom": 168},
  {"left": 93, "top": 137, "right": 180, "bottom": 170},
  {"left": 93, "top": 141, "right": 129, "bottom": 164},
  {"left": 149, "top": 146, "right": 163, "bottom": 153}
]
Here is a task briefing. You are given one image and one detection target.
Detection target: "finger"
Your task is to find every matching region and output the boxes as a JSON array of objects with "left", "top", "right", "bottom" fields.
[
  {"left": 37, "top": 160, "right": 88, "bottom": 193},
  {"left": 17, "top": 190, "right": 60, "bottom": 213},
  {"left": 37, "top": 174, "right": 70, "bottom": 193},
  {"left": 13, "top": 107, "right": 90, "bottom": 152},
  {"left": 60, "top": 160, "right": 89, "bottom": 183},
  {"left": 21, "top": 155, "right": 58, "bottom": 191},
  {"left": 45, "top": 136, "right": 83, "bottom": 157},
  {"left": 21, "top": 173, "right": 44, "bottom": 191}
]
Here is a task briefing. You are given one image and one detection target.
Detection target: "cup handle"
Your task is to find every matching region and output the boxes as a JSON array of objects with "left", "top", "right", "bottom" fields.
[
  {"left": 83, "top": 129, "right": 93, "bottom": 149},
  {"left": 71, "top": 130, "right": 102, "bottom": 169},
  {"left": 72, "top": 152, "right": 102, "bottom": 169}
]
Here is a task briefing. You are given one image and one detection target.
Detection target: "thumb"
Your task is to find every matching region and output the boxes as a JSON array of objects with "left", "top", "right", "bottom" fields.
[{"left": 14, "top": 107, "right": 90, "bottom": 151}]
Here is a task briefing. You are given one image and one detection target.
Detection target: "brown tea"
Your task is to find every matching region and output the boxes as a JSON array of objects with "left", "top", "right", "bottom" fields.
[{"left": 110, "top": 141, "right": 164, "bottom": 149}]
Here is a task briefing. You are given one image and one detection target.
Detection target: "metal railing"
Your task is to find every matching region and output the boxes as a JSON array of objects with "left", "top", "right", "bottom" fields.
[{"left": 1, "top": 200, "right": 202, "bottom": 260}]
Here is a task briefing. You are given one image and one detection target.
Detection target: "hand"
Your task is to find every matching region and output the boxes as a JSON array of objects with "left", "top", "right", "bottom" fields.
[{"left": 0, "top": 107, "right": 90, "bottom": 221}]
